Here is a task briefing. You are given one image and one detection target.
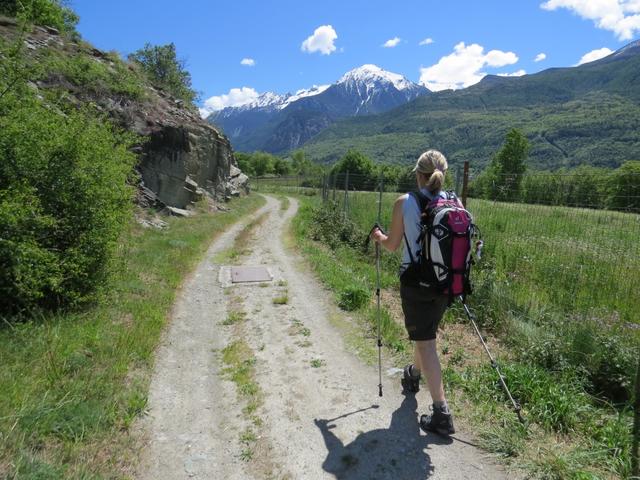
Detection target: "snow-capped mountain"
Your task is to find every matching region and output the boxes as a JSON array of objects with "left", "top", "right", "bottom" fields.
[
  {"left": 207, "top": 65, "right": 429, "bottom": 153},
  {"left": 336, "top": 64, "right": 427, "bottom": 114}
]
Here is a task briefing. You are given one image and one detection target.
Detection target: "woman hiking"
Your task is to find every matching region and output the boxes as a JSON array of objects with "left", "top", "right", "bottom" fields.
[{"left": 370, "top": 149, "right": 455, "bottom": 436}]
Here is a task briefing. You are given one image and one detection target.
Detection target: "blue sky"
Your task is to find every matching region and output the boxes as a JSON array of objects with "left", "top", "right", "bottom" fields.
[{"left": 73, "top": 1, "right": 639, "bottom": 116}]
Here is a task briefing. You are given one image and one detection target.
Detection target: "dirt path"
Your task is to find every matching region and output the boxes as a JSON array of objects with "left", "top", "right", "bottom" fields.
[{"left": 137, "top": 195, "right": 512, "bottom": 480}]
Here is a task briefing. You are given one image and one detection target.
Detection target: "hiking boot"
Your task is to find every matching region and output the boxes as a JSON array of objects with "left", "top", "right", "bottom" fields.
[
  {"left": 401, "top": 364, "right": 421, "bottom": 393},
  {"left": 420, "top": 404, "right": 455, "bottom": 436}
]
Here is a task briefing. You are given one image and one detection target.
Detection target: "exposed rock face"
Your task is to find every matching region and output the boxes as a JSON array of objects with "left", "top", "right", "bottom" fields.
[
  {"left": 130, "top": 89, "right": 244, "bottom": 207},
  {"left": 2, "top": 18, "right": 248, "bottom": 209}
]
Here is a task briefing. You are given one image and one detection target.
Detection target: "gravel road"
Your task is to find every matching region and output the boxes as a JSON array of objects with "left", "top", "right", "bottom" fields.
[{"left": 137, "top": 195, "right": 512, "bottom": 480}]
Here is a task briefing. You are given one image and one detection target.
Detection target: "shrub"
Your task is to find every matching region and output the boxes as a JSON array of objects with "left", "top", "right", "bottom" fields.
[
  {"left": 0, "top": 0, "right": 79, "bottom": 33},
  {"left": 308, "top": 201, "right": 362, "bottom": 250},
  {"left": 42, "top": 50, "right": 144, "bottom": 99},
  {"left": 128, "top": 43, "right": 197, "bottom": 105},
  {"left": 0, "top": 94, "right": 137, "bottom": 314}
]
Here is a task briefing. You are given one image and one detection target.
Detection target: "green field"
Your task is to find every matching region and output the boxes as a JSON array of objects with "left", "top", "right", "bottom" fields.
[{"left": 344, "top": 191, "right": 640, "bottom": 323}]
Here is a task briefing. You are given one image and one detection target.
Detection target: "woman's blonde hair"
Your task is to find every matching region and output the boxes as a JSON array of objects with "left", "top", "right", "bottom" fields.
[{"left": 413, "top": 150, "right": 448, "bottom": 192}]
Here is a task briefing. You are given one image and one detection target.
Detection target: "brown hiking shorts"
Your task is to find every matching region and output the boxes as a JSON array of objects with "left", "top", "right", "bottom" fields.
[{"left": 400, "top": 284, "right": 448, "bottom": 341}]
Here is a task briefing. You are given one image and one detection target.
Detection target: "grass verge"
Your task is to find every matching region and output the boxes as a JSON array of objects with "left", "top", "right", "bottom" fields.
[{"left": 0, "top": 194, "right": 265, "bottom": 479}]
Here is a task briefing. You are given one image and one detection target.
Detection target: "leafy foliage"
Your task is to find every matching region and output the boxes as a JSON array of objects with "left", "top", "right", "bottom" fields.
[
  {"left": 0, "top": 0, "right": 78, "bottom": 33},
  {"left": 470, "top": 161, "right": 640, "bottom": 212},
  {"left": 608, "top": 160, "right": 640, "bottom": 211},
  {"left": 41, "top": 48, "right": 144, "bottom": 99},
  {"left": 308, "top": 201, "right": 362, "bottom": 250},
  {"left": 128, "top": 43, "right": 197, "bottom": 105},
  {"left": 476, "top": 129, "right": 529, "bottom": 201},
  {"left": 0, "top": 39, "right": 137, "bottom": 314}
]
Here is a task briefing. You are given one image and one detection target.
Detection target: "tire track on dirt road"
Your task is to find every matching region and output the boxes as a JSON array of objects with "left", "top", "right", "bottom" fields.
[{"left": 138, "top": 195, "right": 514, "bottom": 479}]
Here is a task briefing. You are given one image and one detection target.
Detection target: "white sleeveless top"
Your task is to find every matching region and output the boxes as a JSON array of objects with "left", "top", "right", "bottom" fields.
[{"left": 400, "top": 188, "right": 447, "bottom": 275}]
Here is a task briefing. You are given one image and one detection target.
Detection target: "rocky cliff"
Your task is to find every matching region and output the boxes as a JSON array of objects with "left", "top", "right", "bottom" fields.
[{"left": 1, "top": 16, "right": 248, "bottom": 209}]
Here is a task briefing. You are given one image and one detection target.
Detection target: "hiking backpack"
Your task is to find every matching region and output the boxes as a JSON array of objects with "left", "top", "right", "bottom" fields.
[{"left": 402, "top": 191, "right": 479, "bottom": 303}]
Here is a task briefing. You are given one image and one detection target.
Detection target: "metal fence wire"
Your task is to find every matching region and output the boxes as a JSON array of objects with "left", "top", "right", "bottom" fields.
[{"left": 254, "top": 170, "right": 640, "bottom": 323}]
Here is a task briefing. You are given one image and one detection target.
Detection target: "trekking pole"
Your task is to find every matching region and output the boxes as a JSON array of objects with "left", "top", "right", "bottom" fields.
[
  {"left": 458, "top": 297, "right": 525, "bottom": 425},
  {"left": 376, "top": 177, "right": 383, "bottom": 397}
]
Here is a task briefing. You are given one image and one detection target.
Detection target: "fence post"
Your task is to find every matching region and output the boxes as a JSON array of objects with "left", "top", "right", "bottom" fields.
[
  {"left": 344, "top": 171, "right": 349, "bottom": 216},
  {"left": 633, "top": 353, "right": 640, "bottom": 478},
  {"left": 462, "top": 161, "right": 470, "bottom": 207},
  {"left": 455, "top": 165, "right": 462, "bottom": 196},
  {"left": 332, "top": 174, "right": 336, "bottom": 202},
  {"left": 321, "top": 173, "right": 326, "bottom": 202}
]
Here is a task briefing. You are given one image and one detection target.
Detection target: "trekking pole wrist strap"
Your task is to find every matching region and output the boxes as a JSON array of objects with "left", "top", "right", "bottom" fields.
[{"left": 369, "top": 223, "right": 386, "bottom": 236}]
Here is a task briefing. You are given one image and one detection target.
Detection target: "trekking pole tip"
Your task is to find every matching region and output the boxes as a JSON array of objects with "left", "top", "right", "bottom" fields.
[{"left": 378, "top": 384, "right": 383, "bottom": 397}]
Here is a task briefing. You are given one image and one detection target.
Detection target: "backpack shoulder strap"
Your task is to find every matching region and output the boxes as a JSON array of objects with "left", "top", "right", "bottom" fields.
[{"left": 409, "top": 190, "right": 430, "bottom": 212}]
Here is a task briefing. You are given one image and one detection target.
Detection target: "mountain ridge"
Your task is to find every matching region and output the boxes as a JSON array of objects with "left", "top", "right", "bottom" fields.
[
  {"left": 301, "top": 40, "right": 640, "bottom": 170},
  {"left": 207, "top": 64, "right": 429, "bottom": 152}
]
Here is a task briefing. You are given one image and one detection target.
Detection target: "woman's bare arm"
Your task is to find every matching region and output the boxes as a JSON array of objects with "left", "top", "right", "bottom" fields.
[{"left": 371, "top": 195, "right": 406, "bottom": 252}]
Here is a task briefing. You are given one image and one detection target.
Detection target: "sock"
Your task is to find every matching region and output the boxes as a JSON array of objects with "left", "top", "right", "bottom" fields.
[{"left": 433, "top": 401, "right": 449, "bottom": 413}]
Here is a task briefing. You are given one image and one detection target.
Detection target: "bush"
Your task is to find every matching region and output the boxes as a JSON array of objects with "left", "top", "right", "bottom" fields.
[
  {"left": 308, "top": 201, "right": 362, "bottom": 250},
  {"left": 128, "top": 43, "right": 197, "bottom": 105},
  {"left": 0, "top": 94, "right": 137, "bottom": 314},
  {"left": 0, "top": 0, "right": 79, "bottom": 33}
]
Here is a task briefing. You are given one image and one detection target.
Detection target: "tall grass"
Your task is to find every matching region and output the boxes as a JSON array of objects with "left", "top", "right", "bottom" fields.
[{"left": 0, "top": 195, "right": 265, "bottom": 479}]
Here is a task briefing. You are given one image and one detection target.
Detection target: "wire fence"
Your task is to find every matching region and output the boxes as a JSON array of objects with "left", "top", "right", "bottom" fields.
[{"left": 254, "top": 170, "right": 640, "bottom": 324}]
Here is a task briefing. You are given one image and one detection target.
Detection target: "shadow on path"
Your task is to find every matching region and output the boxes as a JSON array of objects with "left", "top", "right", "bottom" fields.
[{"left": 315, "top": 394, "right": 453, "bottom": 479}]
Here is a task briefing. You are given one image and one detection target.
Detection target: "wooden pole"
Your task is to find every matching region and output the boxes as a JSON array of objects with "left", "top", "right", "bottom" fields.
[
  {"left": 462, "top": 161, "right": 470, "bottom": 207},
  {"left": 344, "top": 171, "right": 349, "bottom": 215}
]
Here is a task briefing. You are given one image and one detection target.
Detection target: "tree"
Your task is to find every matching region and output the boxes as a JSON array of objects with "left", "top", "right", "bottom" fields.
[
  {"left": 484, "top": 128, "right": 530, "bottom": 201},
  {"left": 234, "top": 152, "right": 255, "bottom": 176},
  {"left": 251, "top": 152, "right": 275, "bottom": 177},
  {"left": 0, "top": 0, "right": 78, "bottom": 32},
  {"left": 608, "top": 161, "right": 640, "bottom": 212},
  {"left": 273, "top": 157, "right": 292, "bottom": 176},
  {"left": 129, "top": 43, "right": 197, "bottom": 105},
  {"left": 291, "top": 150, "right": 312, "bottom": 175},
  {"left": 332, "top": 149, "right": 374, "bottom": 176}
]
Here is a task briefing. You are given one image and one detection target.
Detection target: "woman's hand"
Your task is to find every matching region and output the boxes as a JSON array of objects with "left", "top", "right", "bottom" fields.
[{"left": 370, "top": 227, "right": 387, "bottom": 244}]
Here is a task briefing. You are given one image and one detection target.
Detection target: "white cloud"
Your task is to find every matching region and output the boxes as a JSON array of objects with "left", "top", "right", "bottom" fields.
[
  {"left": 535, "top": 52, "right": 547, "bottom": 62},
  {"left": 419, "top": 42, "right": 519, "bottom": 91},
  {"left": 199, "top": 87, "right": 260, "bottom": 118},
  {"left": 576, "top": 47, "right": 614, "bottom": 65},
  {"left": 240, "top": 58, "right": 255, "bottom": 66},
  {"left": 382, "top": 37, "right": 401, "bottom": 48},
  {"left": 419, "top": 37, "right": 434, "bottom": 45},
  {"left": 301, "top": 25, "right": 338, "bottom": 55},
  {"left": 541, "top": 0, "right": 640, "bottom": 40},
  {"left": 497, "top": 69, "right": 527, "bottom": 76}
]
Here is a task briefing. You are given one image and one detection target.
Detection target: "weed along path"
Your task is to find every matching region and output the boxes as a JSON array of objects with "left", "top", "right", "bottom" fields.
[{"left": 138, "top": 195, "right": 512, "bottom": 480}]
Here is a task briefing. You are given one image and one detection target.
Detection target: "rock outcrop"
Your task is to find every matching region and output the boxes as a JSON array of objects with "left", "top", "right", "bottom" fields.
[{"left": 2, "top": 18, "right": 248, "bottom": 209}]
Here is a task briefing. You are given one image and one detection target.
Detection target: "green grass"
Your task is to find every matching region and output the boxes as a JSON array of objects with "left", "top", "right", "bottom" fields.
[
  {"left": 221, "top": 339, "right": 263, "bottom": 424},
  {"left": 214, "top": 210, "right": 269, "bottom": 263},
  {"left": 286, "top": 190, "right": 636, "bottom": 479},
  {"left": 310, "top": 359, "right": 325, "bottom": 368},
  {"left": 272, "top": 294, "right": 289, "bottom": 305},
  {"left": 0, "top": 194, "right": 265, "bottom": 479},
  {"left": 222, "top": 310, "right": 247, "bottom": 326}
]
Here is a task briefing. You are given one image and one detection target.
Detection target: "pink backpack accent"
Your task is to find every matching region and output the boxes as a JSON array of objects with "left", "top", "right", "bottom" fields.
[{"left": 403, "top": 191, "right": 478, "bottom": 303}]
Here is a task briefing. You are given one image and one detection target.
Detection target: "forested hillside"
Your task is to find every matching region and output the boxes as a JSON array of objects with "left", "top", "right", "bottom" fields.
[{"left": 302, "top": 41, "right": 640, "bottom": 170}]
